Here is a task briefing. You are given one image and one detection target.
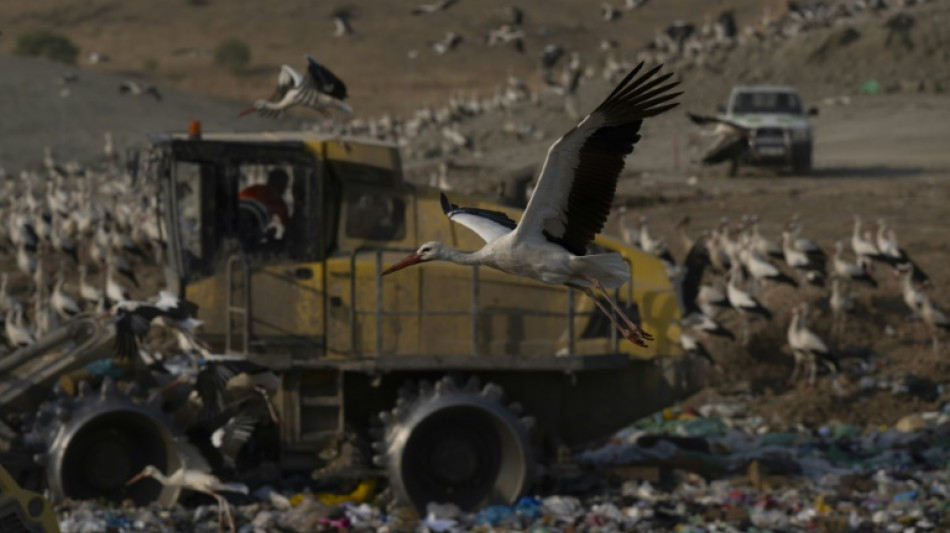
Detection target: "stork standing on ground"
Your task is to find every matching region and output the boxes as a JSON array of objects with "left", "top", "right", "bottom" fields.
[
  {"left": 239, "top": 57, "right": 351, "bottom": 118},
  {"left": 126, "top": 465, "right": 247, "bottom": 533},
  {"left": 726, "top": 265, "right": 772, "bottom": 346},
  {"left": 829, "top": 276, "right": 855, "bottom": 339},
  {"left": 787, "top": 303, "right": 830, "bottom": 385},
  {"left": 875, "top": 219, "right": 930, "bottom": 286},
  {"left": 919, "top": 294, "right": 950, "bottom": 359},
  {"left": 832, "top": 240, "right": 877, "bottom": 288},
  {"left": 382, "top": 64, "right": 681, "bottom": 348}
]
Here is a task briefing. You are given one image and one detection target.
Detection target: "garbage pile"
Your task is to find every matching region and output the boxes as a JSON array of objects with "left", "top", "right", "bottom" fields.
[{"left": 54, "top": 399, "right": 950, "bottom": 532}]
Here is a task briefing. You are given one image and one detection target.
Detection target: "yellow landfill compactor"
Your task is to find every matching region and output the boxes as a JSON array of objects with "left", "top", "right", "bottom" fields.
[
  {"left": 142, "top": 128, "right": 697, "bottom": 512},
  {"left": 0, "top": 465, "right": 59, "bottom": 533}
]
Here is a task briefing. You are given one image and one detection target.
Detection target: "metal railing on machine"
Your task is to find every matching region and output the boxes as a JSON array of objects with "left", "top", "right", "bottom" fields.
[{"left": 346, "top": 247, "right": 636, "bottom": 358}]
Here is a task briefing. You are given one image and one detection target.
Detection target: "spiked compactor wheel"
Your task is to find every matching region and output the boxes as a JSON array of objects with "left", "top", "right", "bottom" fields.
[
  {"left": 24, "top": 377, "right": 186, "bottom": 506},
  {"left": 373, "top": 375, "right": 536, "bottom": 512}
]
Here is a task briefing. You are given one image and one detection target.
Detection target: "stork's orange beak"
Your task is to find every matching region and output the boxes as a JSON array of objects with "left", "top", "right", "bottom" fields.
[
  {"left": 382, "top": 253, "right": 422, "bottom": 276},
  {"left": 126, "top": 472, "right": 146, "bottom": 486},
  {"left": 237, "top": 106, "right": 257, "bottom": 117}
]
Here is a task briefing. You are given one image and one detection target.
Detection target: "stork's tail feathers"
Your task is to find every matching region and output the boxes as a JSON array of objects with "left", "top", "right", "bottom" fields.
[
  {"left": 217, "top": 481, "right": 250, "bottom": 495},
  {"left": 571, "top": 253, "right": 630, "bottom": 289},
  {"left": 334, "top": 100, "right": 354, "bottom": 115}
]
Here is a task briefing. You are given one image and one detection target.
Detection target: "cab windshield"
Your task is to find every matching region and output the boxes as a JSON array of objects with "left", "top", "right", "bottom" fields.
[{"left": 731, "top": 91, "right": 803, "bottom": 115}]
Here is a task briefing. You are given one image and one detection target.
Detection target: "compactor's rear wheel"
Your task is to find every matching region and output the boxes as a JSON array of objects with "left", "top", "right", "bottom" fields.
[{"left": 373, "top": 376, "right": 535, "bottom": 512}]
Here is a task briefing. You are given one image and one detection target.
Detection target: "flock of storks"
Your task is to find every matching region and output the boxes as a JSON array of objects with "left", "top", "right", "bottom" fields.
[{"left": 622, "top": 210, "right": 948, "bottom": 385}]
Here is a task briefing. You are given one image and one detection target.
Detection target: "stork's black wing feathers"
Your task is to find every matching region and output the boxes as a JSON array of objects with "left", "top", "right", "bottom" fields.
[
  {"left": 214, "top": 411, "right": 259, "bottom": 469},
  {"left": 558, "top": 65, "right": 680, "bottom": 255},
  {"left": 112, "top": 307, "right": 160, "bottom": 361},
  {"left": 440, "top": 192, "right": 517, "bottom": 231},
  {"left": 195, "top": 360, "right": 269, "bottom": 416},
  {"left": 307, "top": 57, "right": 348, "bottom": 100}
]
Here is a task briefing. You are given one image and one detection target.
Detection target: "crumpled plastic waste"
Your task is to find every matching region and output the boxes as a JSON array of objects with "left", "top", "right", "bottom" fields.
[{"left": 55, "top": 399, "right": 950, "bottom": 533}]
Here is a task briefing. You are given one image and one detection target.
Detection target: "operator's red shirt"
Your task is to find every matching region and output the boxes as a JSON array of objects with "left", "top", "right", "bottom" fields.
[{"left": 239, "top": 185, "right": 289, "bottom": 224}]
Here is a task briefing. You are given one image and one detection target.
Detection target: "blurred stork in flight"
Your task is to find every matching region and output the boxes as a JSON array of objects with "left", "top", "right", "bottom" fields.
[{"left": 239, "top": 57, "right": 352, "bottom": 118}]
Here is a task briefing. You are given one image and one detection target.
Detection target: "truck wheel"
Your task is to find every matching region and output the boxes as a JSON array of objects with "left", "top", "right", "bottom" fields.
[
  {"left": 25, "top": 377, "right": 188, "bottom": 506},
  {"left": 373, "top": 376, "right": 535, "bottom": 512},
  {"left": 727, "top": 157, "right": 739, "bottom": 177},
  {"left": 793, "top": 149, "right": 812, "bottom": 175}
]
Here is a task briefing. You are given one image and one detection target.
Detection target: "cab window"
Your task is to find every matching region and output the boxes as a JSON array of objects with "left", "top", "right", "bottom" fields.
[{"left": 344, "top": 190, "right": 406, "bottom": 241}]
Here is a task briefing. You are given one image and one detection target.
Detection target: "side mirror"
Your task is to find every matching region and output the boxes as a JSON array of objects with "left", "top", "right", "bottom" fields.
[
  {"left": 808, "top": 107, "right": 819, "bottom": 116},
  {"left": 716, "top": 104, "right": 726, "bottom": 114}
]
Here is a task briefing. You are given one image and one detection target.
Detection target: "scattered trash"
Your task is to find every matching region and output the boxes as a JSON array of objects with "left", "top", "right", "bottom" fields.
[
  {"left": 49, "top": 397, "right": 950, "bottom": 532},
  {"left": 860, "top": 78, "right": 882, "bottom": 95}
]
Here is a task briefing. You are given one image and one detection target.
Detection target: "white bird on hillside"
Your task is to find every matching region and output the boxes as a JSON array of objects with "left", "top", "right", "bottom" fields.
[
  {"left": 17, "top": 243, "right": 36, "bottom": 279},
  {"left": 829, "top": 276, "right": 855, "bottom": 338},
  {"left": 382, "top": 64, "right": 681, "bottom": 348},
  {"left": 875, "top": 219, "right": 930, "bottom": 286},
  {"left": 787, "top": 303, "right": 834, "bottom": 385},
  {"left": 77, "top": 265, "right": 103, "bottom": 306},
  {"left": 726, "top": 266, "right": 772, "bottom": 346},
  {"left": 781, "top": 229, "right": 824, "bottom": 286},
  {"left": 0, "top": 275, "right": 21, "bottom": 314},
  {"left": 832, "top": 241, "right": 877, "bottom": 287},
  {"left": 747, "top": 215, "right": 782, "bottom": 259},
  {"left": 920, "top": 294, "right": 950, "bottom": 358},
  {"left": 5, "top": 309, "right": 35, "bottom": 348},
  {"left": 787, "top": 215, "right": 824, "bottom": 255},
  {"left": 51, "top": 275, "right": 81, "bottom": 319},
  {"left": 851, "top": 215, "right": 884, "bottom": 263},
  {"left": 33, "top": 257, "right": 49, "bottom": 291},
  {"left": 412, "top": 0, "right": 459, "bottom": 14},
  {"left": 106, "top": 261, "right": 130, "bottom": 304},
  {"left": 239, "top": 57, "right": 351, "bottom": 118},
  {"left": 697, "top": 282, "right": 729, "bottom": 317},
  {"left": 738, "top": 245, "right": 798, "bottom": 290},
  {"left": 332, "top": 8, "right": 355, "bottom": 37},
  {"left": 127, "top": 465, "right": 247, "bottom": 533},
  {"left": 896, "top": 264, "right": 925, "bottom": 320},
  {"left": 50, "top": 216, "right": 79, "bottom": 263},
  {"left": 119, "top": 80, "right": 162, "bottom": 101},
  {"left": 34, "top": 291, "right": 59, "bottom": 338}
]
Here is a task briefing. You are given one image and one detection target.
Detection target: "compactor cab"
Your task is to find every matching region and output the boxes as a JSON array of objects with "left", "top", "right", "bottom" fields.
[{"left": 149, "top": 128, "right": 694, "bottom": 512}]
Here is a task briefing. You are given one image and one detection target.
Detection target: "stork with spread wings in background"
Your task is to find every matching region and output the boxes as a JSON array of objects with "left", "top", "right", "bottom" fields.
[{"left": 239, "top": 56, "right": 352, "bottom": 118}]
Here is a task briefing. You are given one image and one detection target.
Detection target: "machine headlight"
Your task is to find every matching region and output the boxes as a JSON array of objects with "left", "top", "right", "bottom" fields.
[{"left": 790, "top": 127, "right": 811, "bottom": 141}]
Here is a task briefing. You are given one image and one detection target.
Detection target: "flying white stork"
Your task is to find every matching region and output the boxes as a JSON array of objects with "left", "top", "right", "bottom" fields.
[
  {"left": 382, "top": 64, "right": 681, "bottom": 347},
  {"left": 126, "top": 465, "right": 247, "bottom": 533},
  {"left": 239, "top": 57, "right": 352, "bottom": 118}
]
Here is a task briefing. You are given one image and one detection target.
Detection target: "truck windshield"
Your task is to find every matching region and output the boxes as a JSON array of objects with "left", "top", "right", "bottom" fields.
[{"left": 731, "top": 91, "right": 802, "bottom": 115}]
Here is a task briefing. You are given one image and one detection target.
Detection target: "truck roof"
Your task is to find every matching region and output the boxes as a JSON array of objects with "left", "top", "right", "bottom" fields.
[
  {"left": 149, "top": 129, "right": 400, "bottom": 149},
  {"left": 731, "top": 85, "right": 800, "bottom": 93}
]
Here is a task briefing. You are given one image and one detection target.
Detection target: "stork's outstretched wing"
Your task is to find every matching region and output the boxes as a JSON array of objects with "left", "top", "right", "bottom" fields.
[
  {"left": 306, "top": 56, "right": 348, "bottom": 100},
  {"left": 269, "top": 65, "right": 302, "bottom": 102},
  {"left": 686, "top": 111, "right": 749, "bottom": 132},
  {"left": 440, "top": 192, "right": 517, "bottom": 244},
  {"left": 514, "top": 63, "right": 681, "bottom": 255}
]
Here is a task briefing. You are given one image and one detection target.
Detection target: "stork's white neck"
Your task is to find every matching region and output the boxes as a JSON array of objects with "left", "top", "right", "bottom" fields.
[{"left": 441, "top": 246, "right": 482, "bottom": 267}]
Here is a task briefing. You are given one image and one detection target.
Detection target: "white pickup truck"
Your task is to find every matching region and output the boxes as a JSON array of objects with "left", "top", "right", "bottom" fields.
[{"left": 719, "top": 85, "right": 818, "bottom": 174}]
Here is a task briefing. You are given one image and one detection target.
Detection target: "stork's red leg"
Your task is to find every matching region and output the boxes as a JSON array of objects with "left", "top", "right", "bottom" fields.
[
  {"left": 582, "top": 287, "right": 647, "bottom": 348},
  {"left": 587, "top": 278, "right": 654, "bottom": 343}
]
